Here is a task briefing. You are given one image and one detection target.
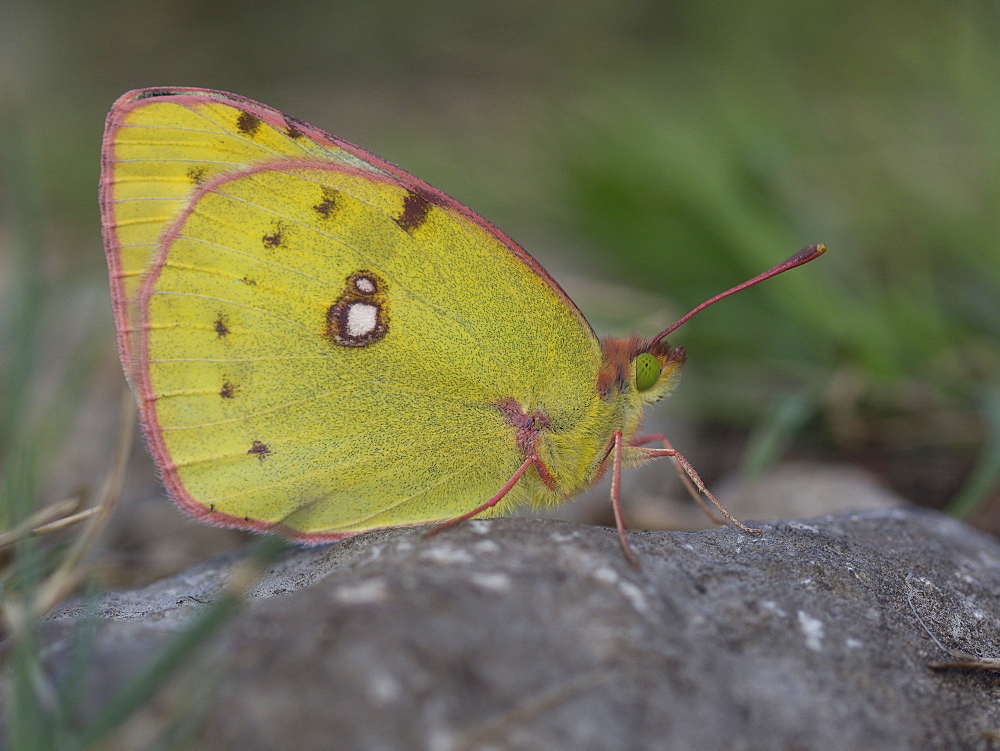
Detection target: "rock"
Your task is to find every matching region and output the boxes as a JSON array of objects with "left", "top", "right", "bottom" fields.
[
  {"left": 541, "top": 460, "right": 904, "bottom": 534},
  {"left": 39, "top": 509, "right": 1000, "bottom": 750},
  {"left": 714, "top": 461, "right": 906, "bottom": 518}
]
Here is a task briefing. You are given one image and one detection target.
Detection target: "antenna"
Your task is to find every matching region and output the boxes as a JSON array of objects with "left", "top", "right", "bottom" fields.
[{"left": 648, "top": 243, "right": 826, "bottom": 348}]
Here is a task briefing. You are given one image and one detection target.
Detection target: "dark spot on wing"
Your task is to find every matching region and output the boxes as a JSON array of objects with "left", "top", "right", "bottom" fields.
[
  {"left": 262, "top": 225, "right": 285, "bottom": 248},
  {"left": 284, "top": 116, "right": 306, "bottom": 139},
  {"left": 324, "top": 271, "right": 389, "bottom": 347},
  {"left": 237, "top": 112, "right": 262, "bottom": 136},
  {"left": 187, "top": 166, "right": 208, "bottom": 185},
  {"left": 214, "top": 314, "right": 230, "bottom": 338},
  {"left": 313, "top": 187, "right": 339, "bottom": 219},
  {"left": 220, "top": 380, "right": 239, "bottom": 399},
  {"left": 248, "top": 440, "right": 271, "bottom": 461},
  {"left": 395, "top": 190, "right": 431, "bottom": 233}
]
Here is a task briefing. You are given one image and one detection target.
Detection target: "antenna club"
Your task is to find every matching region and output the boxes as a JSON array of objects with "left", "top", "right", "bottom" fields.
[{"left": 787, "top": 243, "right": 827, "bottom": 265}]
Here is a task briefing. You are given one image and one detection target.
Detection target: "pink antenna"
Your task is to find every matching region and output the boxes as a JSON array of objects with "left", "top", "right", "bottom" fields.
[{"left": 648, "top": 243, "right": 827, "bottom": 348}]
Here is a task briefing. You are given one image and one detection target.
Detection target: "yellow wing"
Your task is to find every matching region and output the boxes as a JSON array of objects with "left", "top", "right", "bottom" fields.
[
  {"left": 103, "top": 88, "right": 405, "bottom": 367},
  {"left": 101, "top": 88, "right": 611, "bottom": 539}
]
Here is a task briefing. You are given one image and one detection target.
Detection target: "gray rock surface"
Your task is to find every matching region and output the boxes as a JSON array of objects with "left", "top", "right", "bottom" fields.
[{"left": 42, "top": 508, "right": 1000, "bottom": 750}]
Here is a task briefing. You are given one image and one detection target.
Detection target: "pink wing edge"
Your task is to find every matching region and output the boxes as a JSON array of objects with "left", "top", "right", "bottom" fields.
[{"left": 103, "top": 86, "right": 594, "bottom": 542}]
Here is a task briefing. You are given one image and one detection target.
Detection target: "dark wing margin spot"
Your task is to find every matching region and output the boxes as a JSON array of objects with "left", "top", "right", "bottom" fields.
[
  {"left": 284, "top": 116, "right": 306, "bottom": 139},
  {"left": 395, "top": 190, "right": 431, "bottom": 233},
  {"left": 237, "top": 112, "right": 262, "bottom": 136}
]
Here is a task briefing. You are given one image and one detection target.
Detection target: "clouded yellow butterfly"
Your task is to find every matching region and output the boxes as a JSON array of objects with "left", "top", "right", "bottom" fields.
[{"left": 100, "top": 88, "right": 825, "bottom": 564}]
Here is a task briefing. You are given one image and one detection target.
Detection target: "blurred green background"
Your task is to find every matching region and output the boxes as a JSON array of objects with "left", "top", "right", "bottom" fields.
[{"left": 2, "top": 0, "right": 998, "bottom": 563}]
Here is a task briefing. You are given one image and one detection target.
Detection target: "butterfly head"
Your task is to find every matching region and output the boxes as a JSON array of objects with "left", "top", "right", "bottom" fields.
[
  {"left": 598, "top": 335, "right": 686, "bottom": 404},
  {"left": 596, "top": 244, "right": 828, "bottom": 406}
]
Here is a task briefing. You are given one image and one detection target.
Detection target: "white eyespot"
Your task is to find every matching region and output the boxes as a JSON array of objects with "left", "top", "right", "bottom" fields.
[
  {"left": 354, "top": 276, "right": 376, "bottom": 294},
  {"left": 346, "top": 302, "right": 379, "bottom": 337}
]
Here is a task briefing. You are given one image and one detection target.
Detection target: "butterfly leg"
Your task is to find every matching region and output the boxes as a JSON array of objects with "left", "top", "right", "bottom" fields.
[
  {"left": 425, "top": 454, "right": 542, "bottom": 536},
  {"left": 631, "top": 433, "right": 761, "bottom": 534},
  {"left": 631, "top": 433, "right": 725, "bottom": 525},
  {"left": 608, "top": 430, "right": 641, "bottom": 568}
]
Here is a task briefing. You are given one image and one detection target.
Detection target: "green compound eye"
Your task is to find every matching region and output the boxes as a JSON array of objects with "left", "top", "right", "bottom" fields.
[{"left": 633, "top": 352, "right": 661, "bottom": 392}]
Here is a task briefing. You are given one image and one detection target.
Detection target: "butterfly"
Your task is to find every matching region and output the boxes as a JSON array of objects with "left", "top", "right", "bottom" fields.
[{"left": 100, "top": 87, "right": 825, "bottom": 565}]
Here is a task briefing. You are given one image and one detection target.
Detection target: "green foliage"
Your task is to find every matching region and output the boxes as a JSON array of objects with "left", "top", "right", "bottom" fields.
[{"left": 551, "top": 3, "right": 998, "bottom": 507}]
